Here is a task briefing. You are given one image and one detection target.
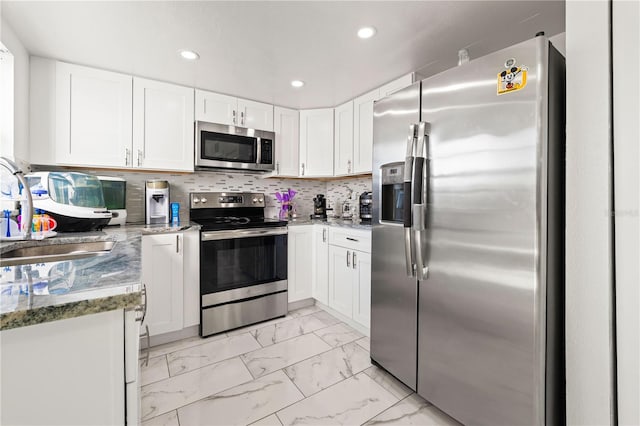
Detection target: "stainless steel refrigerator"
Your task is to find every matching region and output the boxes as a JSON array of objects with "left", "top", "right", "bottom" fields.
[{"left": 371, "top": 35, "right": 565, "bottom": 425}]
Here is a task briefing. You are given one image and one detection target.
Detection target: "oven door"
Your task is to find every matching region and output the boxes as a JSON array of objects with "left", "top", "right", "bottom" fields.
[
  {"left": 200, "top": 228, "right": 288, "bottom": 301},
  {"left": 195, "top": 121, "right": 275, "bottom": 171}
]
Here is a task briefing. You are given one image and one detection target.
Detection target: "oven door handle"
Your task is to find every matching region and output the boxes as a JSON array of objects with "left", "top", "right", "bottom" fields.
[{"left": 201, "top": 227, "right": 288, "bottom": 241}]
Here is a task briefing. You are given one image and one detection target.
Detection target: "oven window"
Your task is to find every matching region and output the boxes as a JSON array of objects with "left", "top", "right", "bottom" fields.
[
  {"left": 381, "top": 183, "right": 404, "bottom": 223},
  {"left": 201, "top": 131, "right": 257, "bottom": 163},
  {"left": 200, "top": 234, "right": 287, "bottom": 294}
]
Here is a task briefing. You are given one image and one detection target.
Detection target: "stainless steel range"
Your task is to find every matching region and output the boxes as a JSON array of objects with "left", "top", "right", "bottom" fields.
[{"left": 190, "top": 192, "right": 288, "bottom": 337}]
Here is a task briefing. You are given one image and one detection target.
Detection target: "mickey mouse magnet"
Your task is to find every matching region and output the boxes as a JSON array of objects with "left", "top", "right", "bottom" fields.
[{"left": 497, "top": 58, "right": 528, "bottom": 95}]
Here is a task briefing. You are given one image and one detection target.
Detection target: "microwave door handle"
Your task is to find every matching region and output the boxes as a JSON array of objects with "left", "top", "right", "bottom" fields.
[
  {"left": 404, "top": 124, "right": 417, "bottom": 277},
  {"left": 413, "top": 121, "right": 430, "bottom": 280},
  {"left": 256, "top": 138, "right": 262, "bottom": 166}
]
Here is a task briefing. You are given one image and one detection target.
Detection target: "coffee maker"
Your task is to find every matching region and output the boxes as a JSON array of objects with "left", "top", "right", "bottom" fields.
[
  {"left": 145, "top": 180, "right": 170, "bottom": 224},
  {"left": 311, "top": 194, "right": 327, "bottom": 219},
  {"left": 359, "top": 191, "right": 372, "bottom": 223}
]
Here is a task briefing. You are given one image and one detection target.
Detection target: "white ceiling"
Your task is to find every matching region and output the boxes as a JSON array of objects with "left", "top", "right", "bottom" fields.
[{"left": 1, "top": 1, "right": 564, "bottom": 109}]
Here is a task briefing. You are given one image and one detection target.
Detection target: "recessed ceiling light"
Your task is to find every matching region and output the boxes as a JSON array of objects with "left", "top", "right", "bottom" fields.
[
  {"left": 179, "top": 50, "right": 200, "bottom": 60},
  {"left": 291, "top": 80, "right": 305, "bottom": 88},
  {"left": 357, "top": 26, "right": 377, "bottom": 39}
]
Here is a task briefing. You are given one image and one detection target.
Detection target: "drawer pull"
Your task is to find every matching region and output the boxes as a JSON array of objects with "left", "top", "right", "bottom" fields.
[{"left": 346, "top": 237, "right": 359, "bottom": 242}]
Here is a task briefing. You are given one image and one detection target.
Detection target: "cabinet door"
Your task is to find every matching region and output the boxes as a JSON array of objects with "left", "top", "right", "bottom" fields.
[
  {"left": 274, "top": 106, "right": 299, "bottom": 176},
  {"left": 133, "top": 78, "right": 194, "bottom": 172},
  {"left": 334, "top": 101, "right": 354, "bottom": 175},
  {"left": 56, "top": 62, "right": 132, "bottom": 167},
  {"left": 288, "top": 226, "right": 314, "bottom": 302},
  {"left": 313, "top": 226, "right": 330, "bottom": 305},
  {"left": 142, "top": 233, "right": 184, "bottom": 336},
  {"left": 377, "top": 73, "right": 414, "bottom": 100},
  {"left": 238, "top": 98, "right": 274, "bottom": 131},
  {"left": 195, "top": 90, "right": 237, "bottom": 125},
  {"left": 353, "top": 89, "right": 378, "bottom": 174},
  {"left": 299, "top": 108, "right": 334, "bottom": 176},
  {"left": 352, "top": 250, "right": 371, "bottom": 328},
  {"left": 328, "top": 245, "right": 354, "bottom": 317},
  {"left": 0, "top": 310, "right": 125, "bottom": 425}
]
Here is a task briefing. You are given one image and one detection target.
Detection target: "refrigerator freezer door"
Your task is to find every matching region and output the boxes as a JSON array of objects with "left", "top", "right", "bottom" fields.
[
  {"left": 417, "top": 37, "right": 545, "bottom": 425},
  {"left": 371, "top": 82, "right": 421, "bottom": 390}
]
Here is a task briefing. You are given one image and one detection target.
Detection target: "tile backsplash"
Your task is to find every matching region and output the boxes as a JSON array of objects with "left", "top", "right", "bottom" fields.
[
  {"left": 32, "top": 166, "right": 371, "bottom": 222},
  {"left": 326, "top": 176, "right": 373, "bottom": 216}
]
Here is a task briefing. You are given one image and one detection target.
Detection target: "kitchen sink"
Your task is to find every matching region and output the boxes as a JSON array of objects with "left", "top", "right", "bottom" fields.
[{"left": 0, "top": 241, "right": 116, "bottom": 267}]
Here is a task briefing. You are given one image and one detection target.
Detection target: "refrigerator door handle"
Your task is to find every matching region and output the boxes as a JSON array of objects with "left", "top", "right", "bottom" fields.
[
  {"left": 404, "top": 124, "right": 417, "bottom": 277},
  {"left": 413, "top": 121, "right": 430, "bottom": 280}
]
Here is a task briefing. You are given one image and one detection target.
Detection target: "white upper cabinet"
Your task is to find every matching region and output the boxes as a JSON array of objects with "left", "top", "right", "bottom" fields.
[
  {"left": 195, "top": 90, "right": 236, "bottom": 125},
  {"left": 195, "top": 90, "right": 273, "bottom": 131},
  {"left": 273, "top": 106, "right": 299, "bottom": 176},
  {"left": 55, "top": 62, "right": 133, "bottom": 168},
  {"left": 133, "top": 78, "right": 194, "bottom": 172},
  {"left": 238, "top": 98, "right": 274, "bottom": 131},
  {"left": 31, "top": 58, "right": 194, "bottom": 171},
  {"left": 377, "top": 73, "right": 414, "bottom": 100},
  {"left": 299, "top": 108, "right": 334, "bottom": 177},
  {"left": 352, "top": 89, "right": 378, "bottom": 174},
  {"left": 334, "top": 101, "right": 354, "bottom": 176}
]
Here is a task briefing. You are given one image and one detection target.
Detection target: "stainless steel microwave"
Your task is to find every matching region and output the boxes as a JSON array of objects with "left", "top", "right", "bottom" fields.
[{"left": 195, "top": 121, "right": 275, "bottom": 172}]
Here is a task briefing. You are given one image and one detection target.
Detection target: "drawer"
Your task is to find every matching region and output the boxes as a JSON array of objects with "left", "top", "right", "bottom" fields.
[{"left": 328, "top": 228, "right": 371, "bottom": 252}]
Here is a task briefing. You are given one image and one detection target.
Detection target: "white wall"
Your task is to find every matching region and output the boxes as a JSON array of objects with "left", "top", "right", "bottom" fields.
[
  {"left": 612, "top": 1, "right": 640, "bottom": 425},
  {"left": 549, "top": 32, "right": 566, "bottom": 56},
  {"left": 0, "top": 18, "right": 29, "bottom": 162},
  {"left": 565, "top": 1, "right": 615, "bottom": 425}
]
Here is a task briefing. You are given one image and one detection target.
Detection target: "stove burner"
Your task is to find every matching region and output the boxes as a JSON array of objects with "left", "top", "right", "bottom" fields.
[{"left": 213, "top": 216, "right": 251, "bottom": 225}]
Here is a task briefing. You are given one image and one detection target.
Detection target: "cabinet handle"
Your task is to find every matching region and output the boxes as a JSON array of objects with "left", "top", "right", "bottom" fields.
[
  {"left": 276, "top": 162, "right": 280, "bottom": 175},
  {"left": 323, "top": 228, "right": 327, "bottom": 242},
  {"left": 301, "top": 163, "right": 305, "bottom": 176},
  {"left": 139, "top": 324, "right": 150, "bottom": 367},
  {"left": 346, "top": 250, "right": 350, "bottom": 267},
  {"left": 348, "top": 159, "right": 352, "bottom": 174},
  {"left": 352, "top": 252, "right": 357, "bottom": 269},
  {"left": 136, "top": 283, "right": 148, "bottom": 324},
  {"left": 240, "top": 110, "right": 245, "bottom": 126},
  {"left": 232, "top": 110, "right": 237, "bottom": 124},
  {"left": 125, "top": 147, "right": 130, "bottom": 166},
  {"left": 176, "top": 235, "right": 180, "bottom": 253},
  {"left": 203, "top": 99, "right": 207, "bottom": 115},
  {"left": 137, "top": 149, "right": 143, "bottom": 167},
  {"left": 346, "top": 237, "right": 359, "bottom": 242}
]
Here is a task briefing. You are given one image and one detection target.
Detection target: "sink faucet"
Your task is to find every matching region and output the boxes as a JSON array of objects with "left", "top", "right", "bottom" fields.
[{"left": 0, "top": 157, "right": 32, "bottom": 239}]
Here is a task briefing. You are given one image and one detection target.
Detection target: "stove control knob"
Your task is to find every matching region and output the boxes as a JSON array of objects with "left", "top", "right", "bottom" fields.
[
  {"left": 201, "top": 197, "right": 208, "bottom": 204},
  {"left": 219, "top": 197, "right": 224, "bottom": 202},
  {"left": 193, "top": 197, "right": 200, "bottom": 204},
  {"left": 258, "top": 198, "right": 264, "bottom": 203},
  {"left": 253, "top": 198, "right": 258, "bottom": 203}
]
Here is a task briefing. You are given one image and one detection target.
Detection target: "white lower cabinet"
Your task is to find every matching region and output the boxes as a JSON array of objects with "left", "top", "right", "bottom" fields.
[
  {"left": 182, "top": 230, "right": 200, "bottom": 328},
  {"left": 142, "top": 233, "right": 184, "bottom": 336},
  {"left": 313, "top": 226, "right": 330, "bottom": 304},
  {"left": 352, "top": 250, "right": 371, "bottom": 328},
  {"left": 287, "top": 225, "right": 314, "bottom": 302},
  {"left": 1, "top": 310, "right": 129, "bottom": 425},
  {"left": 328, "top": 245, "right": 354, "bottom": 318},
  {"left": 326, "top": 227, "right": 372, "bottom": 329}
]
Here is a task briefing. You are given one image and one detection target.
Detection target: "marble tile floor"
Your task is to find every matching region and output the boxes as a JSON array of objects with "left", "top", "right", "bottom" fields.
[{"left": 140, "top": 306, "right": 461, "bottom": 426}]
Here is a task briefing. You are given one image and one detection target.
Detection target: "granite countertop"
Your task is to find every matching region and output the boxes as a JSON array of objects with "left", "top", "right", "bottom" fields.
[
  {"left": 0, "top": 222, "right": 199, "bottom": 331},
  {"left": 286, "top": 218, "right": 372, "bottom": 231}
]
